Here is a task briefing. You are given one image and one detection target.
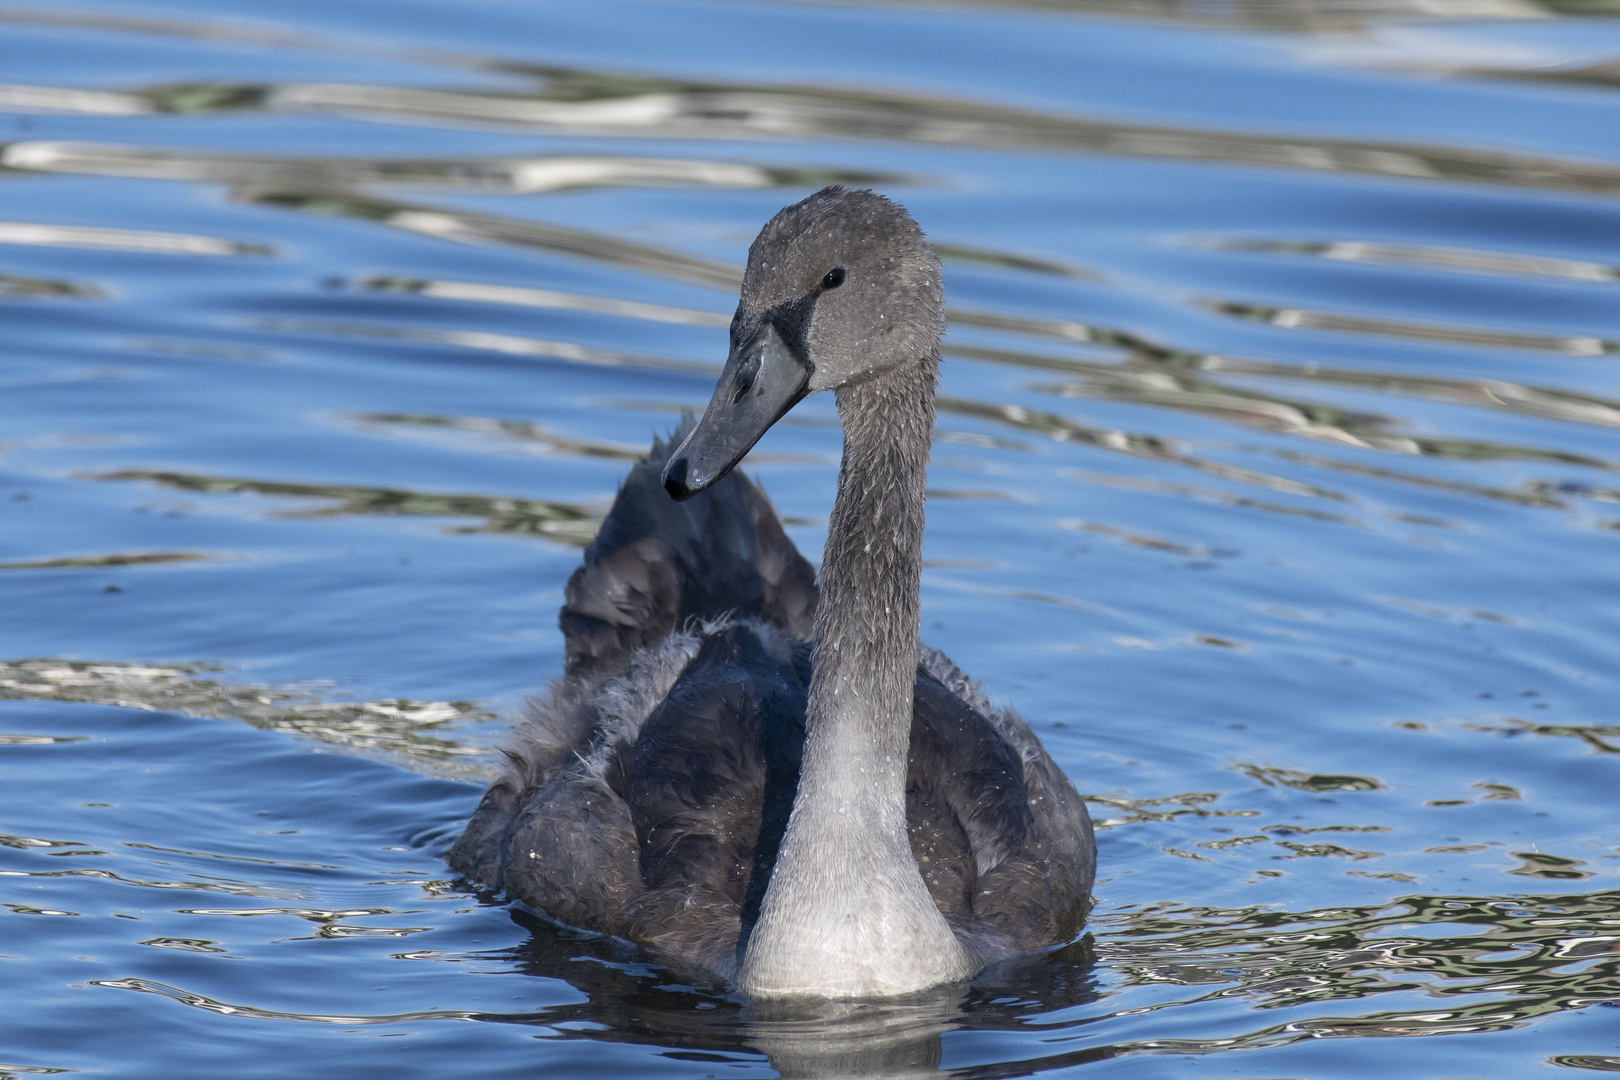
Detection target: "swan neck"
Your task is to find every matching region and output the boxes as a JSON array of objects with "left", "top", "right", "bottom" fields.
[
  {"left": 808, "top": 364, "right": 936, "bottom": 777},
  {"left": 735, "top": 355, "right": 976, "bottom": 998}
]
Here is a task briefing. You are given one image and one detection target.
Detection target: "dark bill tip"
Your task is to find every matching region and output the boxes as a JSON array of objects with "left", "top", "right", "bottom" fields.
[
  {"left": 658, "top": 321, "right": 810, "bottom": 503},
  {"left": 662, "top": 455, "right": 695, "bottom": 502}
]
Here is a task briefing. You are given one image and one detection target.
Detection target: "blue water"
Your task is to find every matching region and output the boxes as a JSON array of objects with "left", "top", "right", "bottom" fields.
[{"left": 4, "top": 0, "right": 1620, "bottom": 1075}]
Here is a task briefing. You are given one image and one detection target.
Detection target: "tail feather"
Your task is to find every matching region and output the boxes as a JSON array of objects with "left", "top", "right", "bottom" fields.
[{"left": 558, "top": 418, "right": 817, "bottom": 685}]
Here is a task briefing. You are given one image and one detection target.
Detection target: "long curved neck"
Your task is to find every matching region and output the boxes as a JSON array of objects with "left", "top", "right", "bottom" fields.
[
  {"left": 736, "top": 354, "right": 976, "bottom": 998},
  {"left": 806, "top": 365, "right": 935, "bottom": 814}
]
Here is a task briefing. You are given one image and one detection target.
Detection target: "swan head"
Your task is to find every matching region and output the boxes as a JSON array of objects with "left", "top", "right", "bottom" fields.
[{"left": 663, "top": 186, "right": 944, "bottom": 501}]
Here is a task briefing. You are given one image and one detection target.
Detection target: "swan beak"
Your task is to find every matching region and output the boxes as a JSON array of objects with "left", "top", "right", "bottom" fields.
[{"left": 663, "top": 322, "right": 811, "bottom": 501}]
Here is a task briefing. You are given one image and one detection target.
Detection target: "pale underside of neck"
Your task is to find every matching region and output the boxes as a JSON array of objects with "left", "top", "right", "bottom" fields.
[{"left": 734, "top": 358, "right": 978, "bottom": 999}]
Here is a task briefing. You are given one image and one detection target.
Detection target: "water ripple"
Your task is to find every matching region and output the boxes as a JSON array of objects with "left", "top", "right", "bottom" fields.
[{"left": 3, "top": 1, "right": 1619, "bottom": 1076}]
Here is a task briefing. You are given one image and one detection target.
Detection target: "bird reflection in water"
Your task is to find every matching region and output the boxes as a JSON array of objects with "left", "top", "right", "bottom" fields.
[{"left": 499, "top": 905, "right": 1098, "bottom": 1079}]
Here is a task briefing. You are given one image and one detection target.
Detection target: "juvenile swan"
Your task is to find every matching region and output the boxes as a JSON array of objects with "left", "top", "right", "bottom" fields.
[{"left": 449, "top": 187, "right": 1095, "bottom": 998}]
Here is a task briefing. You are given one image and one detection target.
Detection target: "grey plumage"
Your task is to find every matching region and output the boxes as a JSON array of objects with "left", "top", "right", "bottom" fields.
[{"left": 448, "top": 186, "right": 1095, "bottom": 997}]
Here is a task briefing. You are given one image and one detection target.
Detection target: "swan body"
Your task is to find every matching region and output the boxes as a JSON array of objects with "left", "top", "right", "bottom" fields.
[{"left": 449, "top": 187, "right": 1095, "bottom": 998}]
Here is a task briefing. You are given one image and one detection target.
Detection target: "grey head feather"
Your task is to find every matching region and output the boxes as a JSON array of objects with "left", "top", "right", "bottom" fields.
[{"left": 742, "top": 187, "right": 946, "bottom": 396}]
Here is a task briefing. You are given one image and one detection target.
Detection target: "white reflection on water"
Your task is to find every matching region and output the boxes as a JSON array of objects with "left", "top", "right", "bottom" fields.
[
  {"left": 0, "top": 220, "right": 271, "bottom": 256},
  {"left": 364, "top": 276, "right": 731, "bottom": 326}
]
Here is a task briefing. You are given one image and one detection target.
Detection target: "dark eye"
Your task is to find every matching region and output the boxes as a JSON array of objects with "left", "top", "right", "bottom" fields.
[{"left": 821, "top": 268, "right": 846, "bottom": 290}]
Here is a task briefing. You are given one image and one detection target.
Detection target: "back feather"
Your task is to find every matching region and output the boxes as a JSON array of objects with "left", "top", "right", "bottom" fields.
[
  {"left": 448, "top": 423, "right": 820, "bottom": 888},
  {"left": 559, "top": 417, "right": 817, "bottom": 686}
]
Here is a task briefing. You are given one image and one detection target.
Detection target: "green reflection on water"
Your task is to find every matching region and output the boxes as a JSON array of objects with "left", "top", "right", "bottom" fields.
[
  {"left": 346, "top": 413, "right": 647, "bottom": 461},
  {"left": 1237, "top": 764, "right": 1384, "bottom": 791},
  {"left": 1209, "top": 299, "right": 1620, "bottom": 357},
  {"left": 86, "top": 469, "right": 601, "bottom": 545},
  {"left": 0, "top": 552, "right": 207, "bottom": 570},
  {"left": 1193, "top": 236, "right": 1620, "bottom": 284},
  {"left": 1465, "top": 717, "right": 1620, "bottom": 754},
  {"left": 2, "top": 138, "right": 904, "bottom": 195},
  {"left": 12, "top": 58, "right": 1620, "bottom": 201},
  {"left": 918, "top": 889, "right": 1613, "bottom": 1068},
  {"left": 0, "top": 270, "right": 103, "bottom": 298}
]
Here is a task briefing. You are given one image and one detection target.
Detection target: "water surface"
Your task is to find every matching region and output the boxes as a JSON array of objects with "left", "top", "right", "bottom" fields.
[{"left": 3, "top": 0, "right": 1620, "bottom": 1075}]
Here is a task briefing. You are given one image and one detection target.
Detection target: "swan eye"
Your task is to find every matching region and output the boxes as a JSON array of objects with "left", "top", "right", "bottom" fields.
[{"left": 821, "top": 268, "right": 846, "bottom": 290}]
